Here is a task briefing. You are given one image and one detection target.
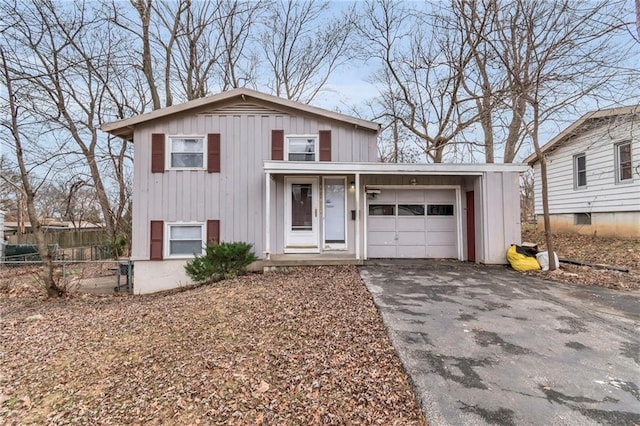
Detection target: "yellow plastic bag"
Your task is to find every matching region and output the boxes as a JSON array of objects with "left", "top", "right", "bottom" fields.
[{"left": 507, "top": 244, "right": 541, "bottom": 272}]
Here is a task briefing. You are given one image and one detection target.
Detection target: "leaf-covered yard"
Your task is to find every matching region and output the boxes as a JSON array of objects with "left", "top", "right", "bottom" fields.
[
  {"left": 522, "top": 228, "right": 640, "bottom": 290},
  {"left": 0, "top": 266, "right": 426, "bottom": 425}
]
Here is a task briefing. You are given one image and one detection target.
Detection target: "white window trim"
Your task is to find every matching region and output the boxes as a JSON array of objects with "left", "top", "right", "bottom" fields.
[
  {"left": 614, "top": 141, "right": 633, "bottom": 184},
  {"left": 285, "top": 134, "right": 319, "bottom": 162},
  {"left": 573, "top": 153, "right": 587, "bottom": 190},
  {"left": 164, "top": 221, "right": 206, "bottom": 259},
  {"left": 166, "top": 135, "right": 207, "bottom": 170}
]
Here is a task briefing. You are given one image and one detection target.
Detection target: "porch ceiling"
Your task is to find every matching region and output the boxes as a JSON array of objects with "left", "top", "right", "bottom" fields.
[{"left": 263, "top": 161, "right": 529, "bottom": 176}]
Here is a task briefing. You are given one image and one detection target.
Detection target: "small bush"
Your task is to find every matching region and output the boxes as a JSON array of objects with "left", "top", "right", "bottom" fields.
[{"left": 184, "top": 241, "right": 258, "bottom": 283}]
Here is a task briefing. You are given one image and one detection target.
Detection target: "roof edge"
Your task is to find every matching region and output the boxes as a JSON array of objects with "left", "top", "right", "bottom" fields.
[
  {"left": 101, "top": 88, "right": 380, "bottom": 138},
  {"left": 525, "top": 105, "right": 640, "bottom": 165}
]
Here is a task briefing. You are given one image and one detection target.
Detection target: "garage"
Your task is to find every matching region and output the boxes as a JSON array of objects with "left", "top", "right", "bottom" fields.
[{"left": 366, "top": 188, "right": 458, "bottom": 258}]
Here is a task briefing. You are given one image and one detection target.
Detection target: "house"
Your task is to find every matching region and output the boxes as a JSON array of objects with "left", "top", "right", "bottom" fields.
[
  {"left": 525, "top": 105, "right": 640, "bottom": 238},
  {"left": 102, "top": 88, "right": 527, "bottom": 294}
]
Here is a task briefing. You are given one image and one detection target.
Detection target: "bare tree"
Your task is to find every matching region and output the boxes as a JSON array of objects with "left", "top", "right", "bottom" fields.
[
  {"left": 1, "top": 0, "right": 133, "bottom": 255},
  {"left": 357, "top": 0, "right": 480, "bottom": 163},
  {"left": 259, "top": 0, "right": 354, "bottom": 103},
  {"left": 485, "top": 0, "right": 638, "bottom": 269},
  {"left": 0, "top": 48, "right": 61, "bottom": 296}
]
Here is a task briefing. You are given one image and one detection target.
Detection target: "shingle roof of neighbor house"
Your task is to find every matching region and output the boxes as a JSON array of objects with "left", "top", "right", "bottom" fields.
[
  {"left": 101, "top": 88, "right": 380, "bottom": 140},
  {"left": 525, "top": 105, "right": 640, "bottom": 166}
]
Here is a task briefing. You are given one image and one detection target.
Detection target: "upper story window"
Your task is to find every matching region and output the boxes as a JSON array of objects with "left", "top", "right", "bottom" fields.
[
  {"left": 286, "top": 135, "right": 318, "bottom": 161},
  {"left": 169, "top": 136, "right": 205, "bottom": 168},
  {"left": 573, "top": 153, "right": 587, "bottom": 189},
  {"left": 615, "top": 141, "right": 632, "bottom": 183}
]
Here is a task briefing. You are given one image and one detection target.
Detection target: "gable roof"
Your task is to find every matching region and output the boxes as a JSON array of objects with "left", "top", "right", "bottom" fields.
[
  {"left": 524, "top": 105, "right": 640, "bottom": 165},
  {"left": 101, "top": 88, "right": 380, "bottom": 140}
]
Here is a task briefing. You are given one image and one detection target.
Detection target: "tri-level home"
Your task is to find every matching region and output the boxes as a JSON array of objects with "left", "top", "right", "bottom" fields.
[
  {"left": 525, "top": 106, "right": 640, "bottom": 239},
  {"left": 103, "top": 88, "right": 527, "bottom": 294}
]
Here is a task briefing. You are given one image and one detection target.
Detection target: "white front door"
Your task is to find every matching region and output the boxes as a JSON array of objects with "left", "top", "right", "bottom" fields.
[
  {"left": 285, "top": 177, "right": 319, "bottom": 252},
  {"left": 324, "top": 177, "right": 346, "bottom": 249}
]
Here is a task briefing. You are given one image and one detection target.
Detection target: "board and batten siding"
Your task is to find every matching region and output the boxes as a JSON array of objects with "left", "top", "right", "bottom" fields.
[
  {"left": 533, "top": 118, "right": 640, "bottom": 215},
  {"left": 131, "top": 109, "right": 377, "bottom": 260}
]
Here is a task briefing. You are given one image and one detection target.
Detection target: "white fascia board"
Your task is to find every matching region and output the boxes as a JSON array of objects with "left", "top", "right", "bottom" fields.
[{"left": 263, "top": 161, "right": 529, "bottom": 175}]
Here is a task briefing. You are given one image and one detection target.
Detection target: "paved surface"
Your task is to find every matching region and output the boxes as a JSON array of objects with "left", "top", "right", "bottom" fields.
[{"left": 360, "top": 261, "right": 640, "bottom": 426}]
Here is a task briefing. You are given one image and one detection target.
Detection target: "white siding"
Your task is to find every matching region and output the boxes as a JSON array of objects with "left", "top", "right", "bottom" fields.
[
  {"left": 483, "top": 171, "right": 521, "bottom": 264},
  {"left": 131, "top": 105, "right": 377, "bottom": 260},
  {"left": 533, "top": 117, "right": 640, "bottom": 215}
]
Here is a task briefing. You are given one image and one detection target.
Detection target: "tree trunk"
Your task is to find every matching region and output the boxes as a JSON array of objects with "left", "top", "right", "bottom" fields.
[{"left": 531, "top": 102, "right": 556, "bottom": 271}]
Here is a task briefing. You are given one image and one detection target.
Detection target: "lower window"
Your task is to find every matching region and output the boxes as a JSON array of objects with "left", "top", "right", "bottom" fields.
[
  {"left": 575, "top": 213, "right": 591, "bottom": 225},
  {"left": 167, "top": 223, "right": 204, "bottom": 257}
]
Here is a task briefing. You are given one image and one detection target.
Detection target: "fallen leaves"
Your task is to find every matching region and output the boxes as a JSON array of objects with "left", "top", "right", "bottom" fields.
[
  {"left": 0, "top": 266, "right": 426, "bottom": 425},
  {"left": 522, "top": 229, "right": 640, "bottom": 290}
]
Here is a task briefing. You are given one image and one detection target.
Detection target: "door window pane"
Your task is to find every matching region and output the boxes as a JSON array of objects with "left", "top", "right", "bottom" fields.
[
  {"left": 291, "top": 184, "right": 313, "bottom": 230},
  {"left": 325, "top": 179, "right": 345, "bottom": 243}
]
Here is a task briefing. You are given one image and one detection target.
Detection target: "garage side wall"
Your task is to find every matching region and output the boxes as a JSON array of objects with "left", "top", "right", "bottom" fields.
[{"left": 482, "top": 171, "right": 522, "bottom": 264}]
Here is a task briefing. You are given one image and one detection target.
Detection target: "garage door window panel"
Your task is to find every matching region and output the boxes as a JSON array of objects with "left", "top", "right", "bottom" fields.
[
  {"left": 398, "top": 204, "right": 425, "bottom": 216},
  {"left": 369, "top": 205, "right": 395, "bottom": 216},
  {"left": 427, "top": 204, "right": 454, "bottom": 216}
]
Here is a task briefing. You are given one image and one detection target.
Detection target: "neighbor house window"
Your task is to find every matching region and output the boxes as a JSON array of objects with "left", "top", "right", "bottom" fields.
[
  {"left": 287, "top": 135, "right": 317, "bottom": 161},
  {"left": 573, "top": 153, "right": 587, "bottom": 189},
  {"left": 169, "top": 136, "right": 205, "bottom": 168},
  {"left": 575, "top": 213, "right": 591, "bottom": 225},
  {"left": 615, "top": 141, "right": 632, "bottom": 182},
  {"left": 166, "top": 223, "right": 204, "bottom": 257}
]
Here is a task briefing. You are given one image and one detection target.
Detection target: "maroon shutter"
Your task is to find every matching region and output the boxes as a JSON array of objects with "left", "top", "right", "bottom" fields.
[
  {"left": 207, "top": 133, "right": 221, "bottom": 173},
  {"left": 271, "top": 129, "right": 284, "bottom": 160},
  {"left": 319, "top": 130, "right": 331, "bottom": 161},
  {"left": 150, "top": 220, "right": 164, "bottom": 260},
  {"left": 207, "top": 220, "right": 220, "bottom": 245},
  {"left": 151, "top": 133, "right": 165, "bottom": 173}
]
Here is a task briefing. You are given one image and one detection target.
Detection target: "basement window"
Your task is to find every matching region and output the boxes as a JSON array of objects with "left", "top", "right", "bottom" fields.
[{"left": 574, "top": 213, "right": 591, "bottom": 225}]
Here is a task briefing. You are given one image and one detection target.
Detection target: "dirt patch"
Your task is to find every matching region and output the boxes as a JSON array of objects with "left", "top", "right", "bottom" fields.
[
  {"left": 522, "top": 228, "right": 640, "bottom": 290},
  {"left": 0, "top": 266, "right": 426, "bottom": 425}
]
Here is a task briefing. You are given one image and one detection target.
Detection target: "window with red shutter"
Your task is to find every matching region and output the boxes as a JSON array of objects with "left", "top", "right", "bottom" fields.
[
  {"left": 319, "top": 130, "right": 331, "bottom": 161},
  {"left": 151, "top": 134, "right": 165, "bottom": 173},
  {"left": 150, "top": 220, "right": 164, "bottom": 260},
  {"left": 207, "top": 134, "right": 221, "bottom": 173},
  {"left": 272, "top": 129, "right": 284, "bottom": 160}
]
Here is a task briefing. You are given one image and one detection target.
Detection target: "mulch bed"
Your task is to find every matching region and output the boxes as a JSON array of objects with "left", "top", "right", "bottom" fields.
[
  {"left": 522, "top": 229, "right": 640, "bottom": 290},
  {"left": 0, "top": 266, "right": 426, "bottom": 425}
]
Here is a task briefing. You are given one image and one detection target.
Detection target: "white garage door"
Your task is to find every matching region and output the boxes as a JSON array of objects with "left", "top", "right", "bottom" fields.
[{"left": 367, "top": 189, "right": 458, "bottom": 258}]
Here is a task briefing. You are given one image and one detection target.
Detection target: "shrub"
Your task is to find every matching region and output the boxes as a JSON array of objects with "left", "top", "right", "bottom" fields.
[{"left": 184, "top": 241, "right": 258, "bottom": 283}]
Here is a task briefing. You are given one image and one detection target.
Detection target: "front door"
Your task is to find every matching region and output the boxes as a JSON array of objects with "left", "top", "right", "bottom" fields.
[
  {"left": 324, "top": 177, "right": 346, "bottom": 249},
  {"left": 285, "top": 177, "right": 319, "bottom": 252}
]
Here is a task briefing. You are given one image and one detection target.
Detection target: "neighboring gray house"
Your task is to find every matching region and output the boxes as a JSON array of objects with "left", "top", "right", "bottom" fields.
[
  {"left": 103, "top": 88, "right": 527, "bottom": 294},
  {"left": 525, "top": 106, "right": 640, "bottom": 238}
]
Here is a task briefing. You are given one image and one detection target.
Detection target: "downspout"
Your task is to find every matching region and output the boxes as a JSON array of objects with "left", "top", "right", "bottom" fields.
[{"left": 265, "top": 172, "right": 271, "bottom": 260}]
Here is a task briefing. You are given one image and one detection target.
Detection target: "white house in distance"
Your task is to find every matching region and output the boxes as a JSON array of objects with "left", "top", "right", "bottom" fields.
[
  {"left": 525, "top": 106, "right": 640, "bottom": 238},
  {"left": 102, "top": 88, "right": 527, "bottom": 294}
]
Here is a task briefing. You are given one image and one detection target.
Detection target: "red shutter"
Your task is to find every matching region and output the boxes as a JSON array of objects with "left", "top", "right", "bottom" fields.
[
  {"left": 151, "top": 133, "right": 165, "bottom": 173},
  {"left": 319, "top": 130, "right": 331, "bottom": 162},
  {"left": 150, "top": 220, "right": 164, "bottom": 260},
  {"left": 271, "top": 129, "right": 284, "bottom": 160},
  {"left": 207, "top": 220, "right": 220, "bottom": 245},
  {"left": 207, "top": 133, "right": 221, "bottom": 173}
]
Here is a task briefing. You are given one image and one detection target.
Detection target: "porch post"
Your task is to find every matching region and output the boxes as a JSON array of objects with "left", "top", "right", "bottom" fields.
[
  {"left": 265, "top": 172, "right": 271, "bottom": 260},
  {"left": 355, "top": 172, "right": 361, "bottom": 260}
]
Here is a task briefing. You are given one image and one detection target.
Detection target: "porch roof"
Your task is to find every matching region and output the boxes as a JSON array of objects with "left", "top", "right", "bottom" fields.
[{"left": 264, "top": 161, "right": 529, "bottom": 176}]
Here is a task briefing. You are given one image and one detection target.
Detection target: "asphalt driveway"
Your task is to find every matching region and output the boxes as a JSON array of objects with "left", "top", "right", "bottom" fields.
[{"left": 360, "top": 261, "right": 640, "bottom": 426}]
